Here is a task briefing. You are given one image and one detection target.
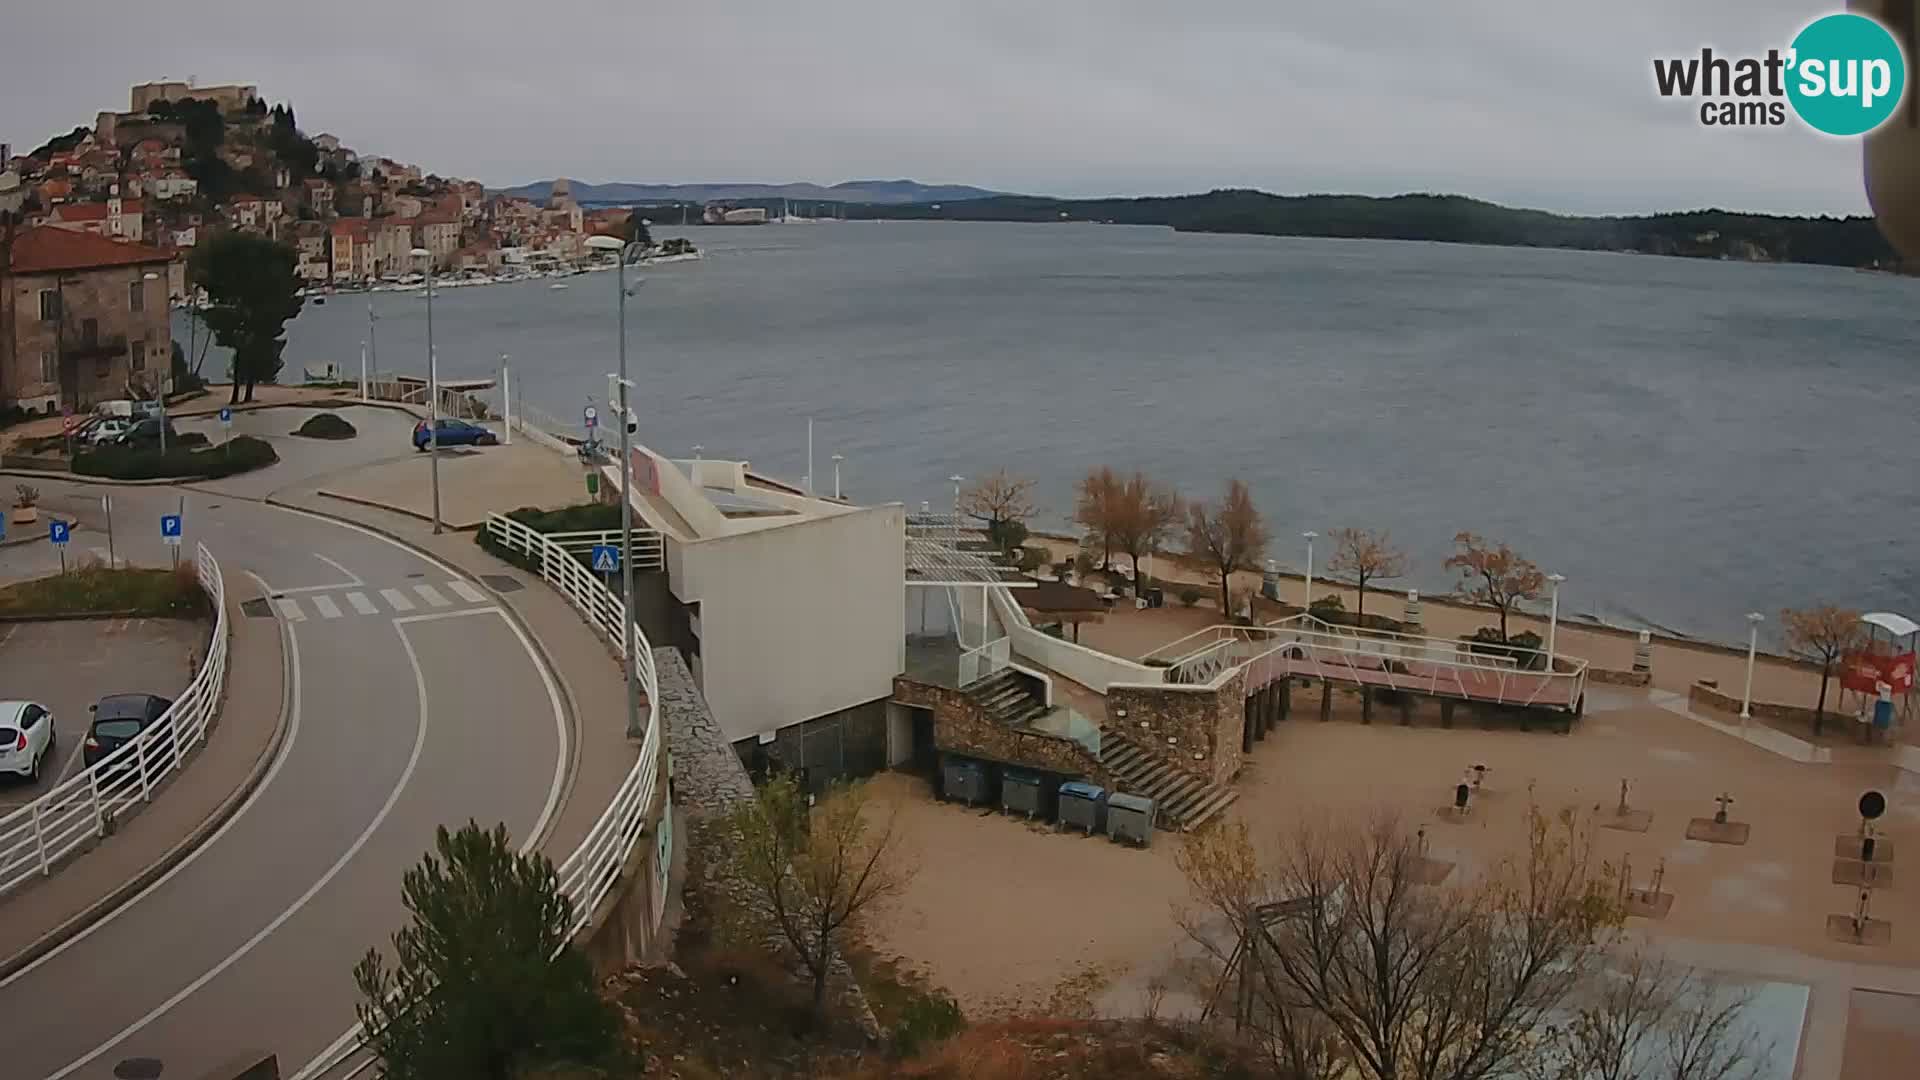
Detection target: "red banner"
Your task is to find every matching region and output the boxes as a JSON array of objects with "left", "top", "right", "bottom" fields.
[{"left": 1841, "top": 649, "right": 1917, "bottom": 695}]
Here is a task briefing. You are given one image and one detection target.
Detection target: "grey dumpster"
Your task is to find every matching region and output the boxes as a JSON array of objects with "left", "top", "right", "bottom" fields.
[
  {"left": 1002, "top": 768, "right": 1043, "bottom": 819},
  {"left": 1107, "top": 792, "right": 1155, "bottom": 847},
  {"left": 943, "top": 757, "right": 989, "bottom": 807},
  {"left": 1058, "top": 780, "right": 1107, "bottom": 834}
]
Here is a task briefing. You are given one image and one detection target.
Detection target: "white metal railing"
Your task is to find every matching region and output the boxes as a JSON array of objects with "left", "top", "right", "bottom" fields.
[
  {"left": 958, "top": 635, "right": 1012, "bottom": 688},
  {"left": 0, "top": 543, "right": 227, "bottom": 899},
  {"left": 540, "top": 529, "right": 665, "bottom": 572},
  {"left": 481, "top": 512, "right": 663, "bottom": 938},
  {"left": 1140, "top": 616, "right": 1589, "bottom": 711}
]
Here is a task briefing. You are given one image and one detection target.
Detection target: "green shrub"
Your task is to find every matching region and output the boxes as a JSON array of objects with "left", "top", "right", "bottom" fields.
[
  {"left": 1017, "top": 546, "right": 1046, "bottom": 574},
  {"left": 0, "top": 564, "right": 208, "bottom": 617},
  {"left": 474, "top": 502, "right": 625, "bottom": 576},
  {"left": 294, "top": 412, "right": 358, "bottom": 439},
  {"left": 1179, "top": 587, "right": 1202, "bottom": 607},
  {"left": 1309, "top": 594, "right": 1346, "bottom": 613},
  {"left": 889, "top": 989, "right": 966, "bottom": 1057},
  {"left": 73, "top": 435, "right": 278, "bottom": 480},
  {"left": 177, "top": 431, "right": 210, "bottom": 448}
]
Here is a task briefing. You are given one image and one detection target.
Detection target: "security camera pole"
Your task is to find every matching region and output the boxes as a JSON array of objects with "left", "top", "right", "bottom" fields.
[
  {"left": 586, "top": 233, "right": 644, "bottom": 741},
  {"left": 411, "top": 247, "right": 442, "bottom": 533}
]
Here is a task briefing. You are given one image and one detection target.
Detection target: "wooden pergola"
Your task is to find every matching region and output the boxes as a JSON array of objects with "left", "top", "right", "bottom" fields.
[{"left": 1017, "top": 579, "right": 1109, "bottom": 643}]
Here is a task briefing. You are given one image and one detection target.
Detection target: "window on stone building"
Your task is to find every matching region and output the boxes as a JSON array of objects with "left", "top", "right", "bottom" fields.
[
  {"left": 40, "top": 352, "right": 56, "bottom": 385},
  {"left": 131, "top": 341, "right": 145, "bottom": 371},
  {"left": 129, "top": 280, "right": 144, "bottom": 312},
  {"left": 38, "top": 290, "right": 60, "bottom": 322}
]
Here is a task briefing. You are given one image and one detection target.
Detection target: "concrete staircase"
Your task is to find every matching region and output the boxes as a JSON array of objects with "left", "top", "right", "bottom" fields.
[
  {"left": 966, "top": 669, "right": 1050, "bottom": 728},
  {"left": 1099, "top": 730, "right": 1239, "bottom": 831}
]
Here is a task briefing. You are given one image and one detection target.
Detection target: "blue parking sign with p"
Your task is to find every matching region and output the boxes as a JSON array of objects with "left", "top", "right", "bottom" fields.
[
  {"left": 161, "top": 514, "right": 183, "bottom": 545},
  {"left": 590, "top": 545, "right": 619, "bottom": 573},
  {"left": 49, "top": 521, "right": 70, "bottom": 545},
  {"left": 218, "top": 407, "right": 233, "bottom": 425}
]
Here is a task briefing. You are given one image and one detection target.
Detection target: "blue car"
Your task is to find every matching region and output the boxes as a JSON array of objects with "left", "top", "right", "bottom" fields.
[{"left": 413, "top": 418, "right": 498, "bottom": 451}]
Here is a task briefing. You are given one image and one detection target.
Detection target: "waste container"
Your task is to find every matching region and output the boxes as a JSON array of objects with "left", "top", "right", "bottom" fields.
[
  {"left": 1002, "top": 768, "right": 1044, "bottom": 819},
  {"left": 1146, "top": 587, "right": 1165, "bottom": 609},
  {"left": 1107, "top": 792, "right": 1155, "bottom": 847},
  {"left": 1058, "top": 781, "right": 1107, "bottom": 834},
  {"left": 943, "top": 757, "right": 989, "bottom": 807}
]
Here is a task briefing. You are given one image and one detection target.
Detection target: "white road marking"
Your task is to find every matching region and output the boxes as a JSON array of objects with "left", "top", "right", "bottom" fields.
[
  {"left": 44, "top": 611, "right": 431, "bottom": 1080},
  {"left": 1, "top": 570, "right": 303, "bottom": 989},
  {"left": 310, "top": 595, "right": 342, "bottom": 620},
  {"left": 344, "top": 591, "right": 378, "bottom": 616},
  {"left": 56, "top": 728, "right": 88, "bottom": 782},
  {"left": 446, "top": 579, "right": 487, "bottom": 604},
  {"left": 379, "top": 588, "right": 415, "bottom": 612},
  {"left": 412, "top": 583, "right": 450, "bottom": 608},
  {"left": 312, "top": 552, "right": 362, "bottom": 585},
  {"left": 273, "top": 598, "right": 305, "bottom": 622}
]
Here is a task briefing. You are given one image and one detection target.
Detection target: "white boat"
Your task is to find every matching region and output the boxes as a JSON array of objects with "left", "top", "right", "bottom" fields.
[
  {"left": 549, "top": 282, "right": 569, "bottom": 290},
  {"left": 774, "top": 198, "right": 815, "bottom": 224}
]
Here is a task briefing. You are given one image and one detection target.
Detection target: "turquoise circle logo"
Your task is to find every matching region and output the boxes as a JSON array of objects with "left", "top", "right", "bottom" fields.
[{"left": 1786, "top": 13, "right": 1907, "bottom": 136}]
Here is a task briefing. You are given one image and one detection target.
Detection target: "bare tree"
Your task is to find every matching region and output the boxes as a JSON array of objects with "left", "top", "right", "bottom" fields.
[
  {"left": 1779, "top": 604, "right": 1862, "bottom": 735},
  {"left": 721, "top": 775, "right": 914, "bottom": 1022},
  {"left": 1176, "top": 807, "right": 1644, "bottom": 1080},
  {"left": 1444, "top": 532, "right": 1546, "bottom": 642},
  {"left": 1108, "top": 471, "right": 1183, "bottom": 589},
  {"left": 1326, "top": 527, "right": 1410, "bottom": 623},
  {"left": 1531, "top": 948, "right": 1762, "bottom": 1080},
  {"left": 959, "top": 468, "right": 1037, "bottom": 554},
  {"left": 1074, "top": 466, "right": 1121, "bottom": 570},
  {"left": 1187, "top": 478, "right": 1269, "bottom": 616}
]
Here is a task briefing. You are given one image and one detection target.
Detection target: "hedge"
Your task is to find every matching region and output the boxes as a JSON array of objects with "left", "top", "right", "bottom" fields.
[
  {"left": 294, "top": 413, "right": 358, "bottom": 439},
  {"left": 73, "top": 435, "right": 279, "bottom": 480},
  {"left": 0, "top": 564, "right": 209, "bottom": 618}
]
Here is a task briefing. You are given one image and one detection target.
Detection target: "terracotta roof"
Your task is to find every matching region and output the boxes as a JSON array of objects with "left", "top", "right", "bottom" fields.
[
  {"left": 7, "top": 225, "right": 171, "bottom": 274},
  {"left": 1016, "top": 579, "right": 1110, "bottom": 615}
]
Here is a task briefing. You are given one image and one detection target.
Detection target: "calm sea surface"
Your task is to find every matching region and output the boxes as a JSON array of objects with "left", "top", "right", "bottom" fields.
[{"left": 216, "top": 221, "right": 1920, "bottom": 645}]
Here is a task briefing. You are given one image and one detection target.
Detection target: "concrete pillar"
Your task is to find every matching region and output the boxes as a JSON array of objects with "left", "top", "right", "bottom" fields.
[
  {"left": 1633, "top": 631, "right": 1652, "bottom": 675},
  {"left": 1361, "top": 686, "right": 1373, "bottom": 724},
  {"left": 1320, "top": 680, "right": 1333, "bottom": 721},
  {"left": 1400, "top": 694, "right": 1412, "bottom": 726},
  {"left": 1441, "top": 698, "right": 1455, "bottom": 729},
  {"left": 1279, "top": 679, "right": 1291, "bottom": 721},
  {"left": 1242, "top": 696, "right": 1255, "bottom": 753},
  {"left": 1403, "top": 589, "right": 1421, "bottom": 630}
]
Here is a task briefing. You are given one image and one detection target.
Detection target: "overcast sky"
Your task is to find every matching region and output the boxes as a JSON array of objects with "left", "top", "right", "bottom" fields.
[{"left": 0, "top": 1, "right": 1877, "bottom": 215}]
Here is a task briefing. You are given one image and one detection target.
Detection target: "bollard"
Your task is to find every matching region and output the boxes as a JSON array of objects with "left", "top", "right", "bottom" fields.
[
  {"left": 1633, "top": 630, "right": 1652, "bottom": 674},
  {"left": 1404, "top": 589, "right": 1422, "bottom": 629}
]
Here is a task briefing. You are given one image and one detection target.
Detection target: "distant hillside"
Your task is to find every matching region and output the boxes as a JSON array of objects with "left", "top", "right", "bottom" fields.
[
  {"left": 492, "top": 178, "right": 1009, "bottom": 205},
  {"left": 855, "top": 190, "right": 1897, "bottom": 269}
]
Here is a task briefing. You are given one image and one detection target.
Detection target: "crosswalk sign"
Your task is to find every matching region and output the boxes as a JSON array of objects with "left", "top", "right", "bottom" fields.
[
  {"left": 161, "top": 514, "right": 183, "bottom": 545},
  {"left": 590, "top": 545, "right": 619, "bottom": 573},
  {"left": 49, "top": 521, "right": 70, "bottom": 545}
]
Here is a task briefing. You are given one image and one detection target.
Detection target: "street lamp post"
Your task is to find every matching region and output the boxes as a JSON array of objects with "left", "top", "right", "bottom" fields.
[
  {"left": 1546, "top": 573, "right": 1566, "bottom": 667},
  {"left": 950, "top": 475, "right": 964, "bottom": 517},
  {"left": 586, "top": 234, "right": 645, "bottom": 741},
  {"left": 1741, "top": 612, "right": 1764, "bottom": 720},
  {"left": 1302, "top": 531, "right": 1318, "bottom": 609},
  {"left": 832, "top": 453, "right": 844, "bottom": 500},
  {"left": 410, "top": 248, "right": 442, "bottom": 534},
  {"left": 143, "top": 271, "right": 167, "bottom": 454}
]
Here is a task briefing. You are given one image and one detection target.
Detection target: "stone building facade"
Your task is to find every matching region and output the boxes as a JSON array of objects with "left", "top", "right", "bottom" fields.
[
  {"left": 1, "top": 225, "right": 172, "bottom": 410},
  {"left": 1105, "top": 667, "right": 1248, "bottom": 787},
  {"left": 892, "top": 675, "right": 1114, "bottom": 788}
]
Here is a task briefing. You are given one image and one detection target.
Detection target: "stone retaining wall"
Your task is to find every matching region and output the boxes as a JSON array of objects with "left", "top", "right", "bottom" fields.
[
  {"left": 660, "top": 649, "right": 880, "bottom": 1040},
  {"left": 892, "top": 675, "right": 1112, "bottom": 787},
  {"left": 1589, "top": 668, "right": 1651, "bottom": 688},
  {"left": 1688, "top": 679, "right": 1825, "bottom": 729},
  {"left": 1106, "top": 667, "right": 1247, "bottom": 786}
]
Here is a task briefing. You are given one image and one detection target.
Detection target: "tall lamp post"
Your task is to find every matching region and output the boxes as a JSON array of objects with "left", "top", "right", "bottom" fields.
[
  {"left": 585, "top": 233, "right": 646, "bottom": 741},
  {"left": 832, "top": 453, "right": 845, "bottom": 500},
  {"left": 949, "top": 475, "right": 964, "bottom": 517},
  {"left": 143, "top": 271, "right": 167, "bottom": 454},
  {"left": 1741, "top": 612, "right": 1764, "bottom": 720},
  {"left": 1545, "top": 573, "right": 1566, "bottom": 667},
  {"left": 410, "top": 248, "right": 442, "bottom": 534},
  {"left": 1301, "top": 531, "right": 1318, "bottom": 610}
]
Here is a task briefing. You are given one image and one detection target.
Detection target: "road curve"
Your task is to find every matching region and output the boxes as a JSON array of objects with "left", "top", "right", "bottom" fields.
[{"left": 0, "top": 481, "right": 567, "bottom": 1080}]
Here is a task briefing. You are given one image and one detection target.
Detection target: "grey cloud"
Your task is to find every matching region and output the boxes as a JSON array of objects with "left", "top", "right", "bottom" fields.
[{"left": 0, "top": 0, "right": 1874, "bottom": 215}]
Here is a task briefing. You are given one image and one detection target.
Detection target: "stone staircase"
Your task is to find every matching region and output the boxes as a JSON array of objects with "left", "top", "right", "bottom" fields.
[
  {"left": 966, "top": 669, "right": 1051, "bottom": 728},
  {"left": 1099, "top": 730, "right": 1240, "bottom": 831}
]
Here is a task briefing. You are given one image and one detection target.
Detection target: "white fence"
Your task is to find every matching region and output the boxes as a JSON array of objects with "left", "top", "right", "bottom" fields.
[
  {"left": 481, "top": 512, "right": 663, "bottom": 938},
  {"left": 0, "top": 543, "right": 228, "bottom": 899},
  {"left": 542, "top": 529, "right": 665, "bottom": 573}
]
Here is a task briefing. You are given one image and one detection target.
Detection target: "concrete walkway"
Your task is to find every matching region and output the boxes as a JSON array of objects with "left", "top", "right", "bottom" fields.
[
  {"left": 314, "top": 438, "right": 586, "bottom": 530},
  {"left": 0, "top": 573, "right": 286, "bottom": 978}
]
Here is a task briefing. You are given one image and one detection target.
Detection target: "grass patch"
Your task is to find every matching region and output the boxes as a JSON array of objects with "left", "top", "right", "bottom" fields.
[
  {"left": 74, "top": 435, "right": 278, "bottom": 480},
  {"left": 293, "top": 412, "right": 358, "bottom": 439},
  {"left": 0, "top": 563, "right": 208, "bottom": 617}
]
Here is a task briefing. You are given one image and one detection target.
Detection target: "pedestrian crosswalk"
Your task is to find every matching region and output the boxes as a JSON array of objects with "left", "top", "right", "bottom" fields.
[{"left": 271, "top": 581, "right": 493, "bottom": 622}]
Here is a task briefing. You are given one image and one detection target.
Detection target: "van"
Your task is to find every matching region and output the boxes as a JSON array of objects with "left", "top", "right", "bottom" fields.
[{"left": 93, "top": 399, "right": 135, "bottom": 419}]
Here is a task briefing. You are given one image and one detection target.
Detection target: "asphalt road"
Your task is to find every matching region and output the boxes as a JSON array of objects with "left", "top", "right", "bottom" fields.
[{"left": 0, "top": 476, "right": 566, "bottom": 1080}]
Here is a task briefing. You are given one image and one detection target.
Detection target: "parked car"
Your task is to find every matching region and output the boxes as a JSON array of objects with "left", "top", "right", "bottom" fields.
[
  {"left": 89, "top": 418, "right": 133, "bottom": 445},
  {"left": 83, "top": 693, "right": 175, "bottom": 770},
  {"left": 0, "top": 701, "right": 56, "bottom": 783},
  {"left": 412, "top": 418, "right": 498, "bottom": 451},
  {"left": 115, "top": 417, "right": 181, "bottom": 449},
  {"left": 131, "top": 400, "right": 165, "bottom": 420}
]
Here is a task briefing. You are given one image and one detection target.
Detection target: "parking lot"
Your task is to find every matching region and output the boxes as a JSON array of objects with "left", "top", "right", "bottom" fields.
[{"left": 0, "top": 618, "right": 208, "bottom": 808}]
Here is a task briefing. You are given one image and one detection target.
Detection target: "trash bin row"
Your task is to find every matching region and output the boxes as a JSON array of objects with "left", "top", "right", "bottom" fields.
[{"left": 941, "top": 755, "right": 1155, "bottom": 848}]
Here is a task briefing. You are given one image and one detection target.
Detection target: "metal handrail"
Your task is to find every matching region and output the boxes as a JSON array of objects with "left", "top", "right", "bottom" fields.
[
  {"left": 0, "top": 543, "right": 227, "bottom": 899},
  {"left": 958, "top": 635, "right": 1011, "bottom": 688},
  {"left": 539, "top": 529, "right": 665, "bottom": 571},
  {"left": 480, "top": 512, "right": 662, "bottom": 937}
]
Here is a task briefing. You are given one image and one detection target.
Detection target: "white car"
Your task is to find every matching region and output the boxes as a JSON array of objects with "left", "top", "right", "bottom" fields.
[
  {"left": 0, "top": 701, "right": 56, "bottom": 783},
  {"left": 89, "top": 418, "right": 132, "bottom": 445}
]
